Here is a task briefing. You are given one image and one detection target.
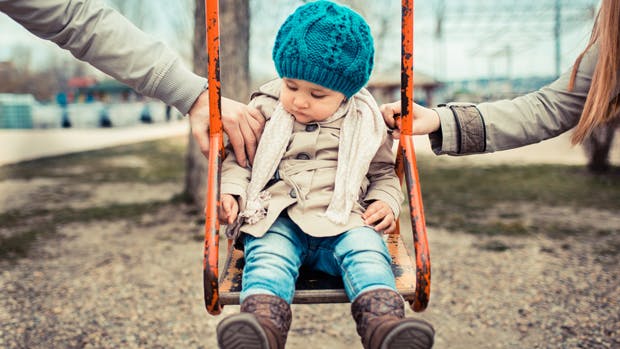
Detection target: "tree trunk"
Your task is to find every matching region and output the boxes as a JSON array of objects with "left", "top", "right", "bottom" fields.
[
  {"left": 583, "top": 123, "right": 618, "bottom": 173},
  {"left": 185, "top": 0, "right": 250, "bottom": 208}
]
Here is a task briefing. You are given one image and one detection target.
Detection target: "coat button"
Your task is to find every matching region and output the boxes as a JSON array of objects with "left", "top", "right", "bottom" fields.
[
  {"left": 289, "top": 188, "right": 297, "bottom": 198},
  {"left": 305, "top": 124, "right": 318, "bottom": 132},
  {"left": 295, "top": 152, "right": 311, "bottom": 160}
]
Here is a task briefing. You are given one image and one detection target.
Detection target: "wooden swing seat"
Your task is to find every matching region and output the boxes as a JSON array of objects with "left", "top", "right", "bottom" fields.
[{"left": 218, "top": 233, "right": 416, "bottom": 305}]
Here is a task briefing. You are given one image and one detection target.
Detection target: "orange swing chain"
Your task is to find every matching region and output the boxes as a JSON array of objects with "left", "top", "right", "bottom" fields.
[
  {"left": 401, "top": 0, "right": 431, "bottom": 312},
  {"left": 203, "top": 0, "right": 224, "bottom": 315}
]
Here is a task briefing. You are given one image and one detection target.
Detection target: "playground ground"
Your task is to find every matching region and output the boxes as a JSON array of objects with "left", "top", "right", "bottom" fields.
[{"left": 1, "top": 132, "right": 618, "bottom": 348}]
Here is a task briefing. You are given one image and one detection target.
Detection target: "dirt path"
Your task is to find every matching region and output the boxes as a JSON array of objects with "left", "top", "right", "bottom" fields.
[{"left": 1, "top": 179, "right": 618, "bottom": 348}]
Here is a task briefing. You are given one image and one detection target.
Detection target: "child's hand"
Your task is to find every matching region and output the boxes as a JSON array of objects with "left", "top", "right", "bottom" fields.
[
  {"left": 362, "top": 200, "right": 396, "bottom": 234},
  {"left": 379, "top": 100, "right": 441, "bottom": 139},
  {"left": 218, "top": 194, "right": 239, "bottom": 224}
]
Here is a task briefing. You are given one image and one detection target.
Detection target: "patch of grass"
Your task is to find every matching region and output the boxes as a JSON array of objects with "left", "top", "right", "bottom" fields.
[
  {"left": 498, "top": 212, "right": 522, "bottom": 219},
  {"left": 414, "top": 157, "right": 620, "bottom": 237},
  {"left": 0, "top": 201, "right": 170, "bottom": 229},
  {"left": 538, "top": 223, "right": 588, "bottom": 238},
  {"left": 0, "top": 228, "right": 57, "bottom": 260},
  {"left": 0, "top": 137, "right": 186, "bottom": 183},
  {"left": 594, "top": 241, "right": 620, "bottom": 255},
  {"left": 53, "top": 201, "right": 171, "bottom": 224},
  {"left": 476, "top": 239, "right": 512, "bottom": 252},
  {"left": 419, "top": 161, "right": 620, "bottom": 211},
  {"left": 593, "top": 240, "right": 620, "bottom": 259},
  {"left": 0, "top": 209, "right": 50, "bottom": 228},
  {"left": 596, "top": 229, "right": 615, "bottom": 237},
  {"left": 0, "top": 200, "right": 173, "bottom": 261},
  {"left": 0, "top": 137, "right": 193, "bottom": 261},
  {"left": 472, "top": 221, "right": 531, "bottom": 236}
]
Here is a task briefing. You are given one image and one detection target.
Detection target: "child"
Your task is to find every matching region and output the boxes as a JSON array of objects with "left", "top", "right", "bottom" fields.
[{"left": 216, "top": 2, "right": 434, "bottom": 349}]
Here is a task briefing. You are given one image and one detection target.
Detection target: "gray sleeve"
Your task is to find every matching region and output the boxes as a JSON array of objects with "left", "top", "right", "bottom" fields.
[
  {"left": 430, "top": 44, "right": 599, "bottom": 155},
  {"left": 0, "top": 0, "right": 206, "bottom": 115}
]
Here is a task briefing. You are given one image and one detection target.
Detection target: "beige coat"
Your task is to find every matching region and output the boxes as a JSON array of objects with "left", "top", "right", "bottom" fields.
[{"left": 221, "top": 80, "right": 403, "bottom": 238}]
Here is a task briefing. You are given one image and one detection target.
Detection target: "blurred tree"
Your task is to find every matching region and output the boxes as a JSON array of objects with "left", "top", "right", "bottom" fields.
[
  {"left": 583, "top": 123, "right": 619, "bottom": 173},
  {"left": 106, "top": 0, "right": 194, "bottom": 61},
  {"left": 9, "top": 44, "right": 32, "bottom": 71},
  {"left": 184, "top": 0, "right": 251, "bottom": 207},
  {"left": 0, "top": 53, "right": 83, "bottom": 102},
  {"left": 106, "top": 1, "right": 147, "bottom": 28}
]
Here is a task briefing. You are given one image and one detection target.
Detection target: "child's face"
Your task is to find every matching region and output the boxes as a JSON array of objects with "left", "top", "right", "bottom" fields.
[{"left": 280, "top": 78, "right": 346, "bottom": 123}]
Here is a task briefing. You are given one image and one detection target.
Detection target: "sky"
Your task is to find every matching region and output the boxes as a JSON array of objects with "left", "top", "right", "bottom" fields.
[
  {"left": 0, "top": 0, "right": 599, "bottom": 82},
  {"left": 0, "top": 12, "right": 62, "bottom": 67},
  {"left": 250, "top": 0, "right": 598, "bottom": 82}
]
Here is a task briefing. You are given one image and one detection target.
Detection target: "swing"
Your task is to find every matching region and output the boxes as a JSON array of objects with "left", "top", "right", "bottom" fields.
[{"left": 202, "top": 0, "right": 430, "bottom": 316}]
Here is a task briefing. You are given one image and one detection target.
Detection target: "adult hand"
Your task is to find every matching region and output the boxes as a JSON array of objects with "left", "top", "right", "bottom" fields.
[
  {"left": 188, "top": 92, "right": 265, "bottom": 167},
  {"left": 379, "top": 101, "right": 441, "bottom": 139},
  {"left": 221, "top": 97, "right": 264, "bottom": 167}
]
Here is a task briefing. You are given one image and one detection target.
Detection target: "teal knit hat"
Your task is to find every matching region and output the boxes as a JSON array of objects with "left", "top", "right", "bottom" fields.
[{"left": 272, "top": 1, "right": 374, "bottom": 98}]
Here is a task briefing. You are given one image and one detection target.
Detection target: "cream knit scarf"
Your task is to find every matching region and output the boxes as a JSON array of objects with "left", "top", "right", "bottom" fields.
[{"left": 239, "top": 88, "right": 386, "bottom": 225}]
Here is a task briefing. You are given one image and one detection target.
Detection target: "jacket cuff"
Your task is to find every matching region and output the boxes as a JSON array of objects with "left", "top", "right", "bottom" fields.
[
  {"left": 430, "top": 107, "right": 459, "bottom": 154},
  {"left": 153, "top": 57, "right": 207, "bottom": 115},
  {"left": 431, "top": 104, "right": 486, "bottom": 154},
  {"left": 450, "top": 105, "right": 486, "bottom": 154}
]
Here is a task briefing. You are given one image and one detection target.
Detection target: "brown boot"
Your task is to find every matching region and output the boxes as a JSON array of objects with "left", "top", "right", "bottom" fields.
[
  {"left": 217, "top": 294, "right": 292, "bottom": 349},
  {"left": 351, "top": 289, "right": 435, "bottom": 349}
]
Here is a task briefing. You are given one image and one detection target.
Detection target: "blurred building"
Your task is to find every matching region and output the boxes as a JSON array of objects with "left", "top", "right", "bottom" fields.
[
  {"left": 0, "top": 93, "right": 35, "bottom": 128},
  {"left": 66, "top": 77, "right": 140, "bottom": 104},
  {"left": 367, "top": 71, "right": 442, "bottom": 107}
]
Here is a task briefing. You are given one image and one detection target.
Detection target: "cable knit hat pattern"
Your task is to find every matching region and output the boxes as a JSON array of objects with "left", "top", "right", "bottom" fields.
[{"left": 272, "top": 1, "right": 374, "bottom": 98}]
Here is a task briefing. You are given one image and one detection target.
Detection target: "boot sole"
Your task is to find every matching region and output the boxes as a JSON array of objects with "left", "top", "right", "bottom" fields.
[
  {"left": 382, "top": 319, "right": 435, "bottom": 349},
  {"left": 216, "top": 313, "right": 270, "bottom": 349}
]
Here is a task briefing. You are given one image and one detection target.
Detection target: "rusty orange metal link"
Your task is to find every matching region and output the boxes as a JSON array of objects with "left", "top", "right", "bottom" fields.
[
  {"left": 401, "top": 0, "right": 431, "bottom": 312},
  {"left": 401, "top": 136, "right": 431, "bottom": 312},
  {"left": 203, "top": 0, "right": 223, "bottom": 316},
  {"left": 206, "top": 0, "right": 222, "bottom": 136},
  {"left": 401, "top": 0, "right": 414, "bottom": 136},
  {"left": 203, "top": 134, "right": 223, "bottom": 315}
]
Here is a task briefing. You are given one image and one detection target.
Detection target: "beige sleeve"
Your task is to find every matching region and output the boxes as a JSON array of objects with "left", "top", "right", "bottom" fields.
[{"left": 364, "top": 136, "right": 403, "bottom": 218}]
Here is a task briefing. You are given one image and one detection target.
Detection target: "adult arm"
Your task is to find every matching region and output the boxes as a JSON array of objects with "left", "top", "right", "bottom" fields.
[
  {"left": 0, "top": 0, "right": 265, "bottom": 164},
  {"left": 0, "top": 0, "right": 202, "bottom": 115},
  {"left": 430, "top": 45, "right": 600, "bottom": 155}
]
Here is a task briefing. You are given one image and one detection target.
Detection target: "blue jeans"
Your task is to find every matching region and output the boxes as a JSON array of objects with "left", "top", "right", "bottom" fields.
[{"left": 241, "top": 215, "right": 396, "bottom": 304}]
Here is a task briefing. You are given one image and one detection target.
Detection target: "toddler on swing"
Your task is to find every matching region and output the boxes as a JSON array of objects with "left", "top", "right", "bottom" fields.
[{"left": 216, "top": 2, "right": 434, "bottom": 348}]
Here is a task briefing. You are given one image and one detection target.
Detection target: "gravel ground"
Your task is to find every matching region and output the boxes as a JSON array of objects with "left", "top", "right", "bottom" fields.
[{"left": 1, "top": 177, "right": 618, "bottom": 348}]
